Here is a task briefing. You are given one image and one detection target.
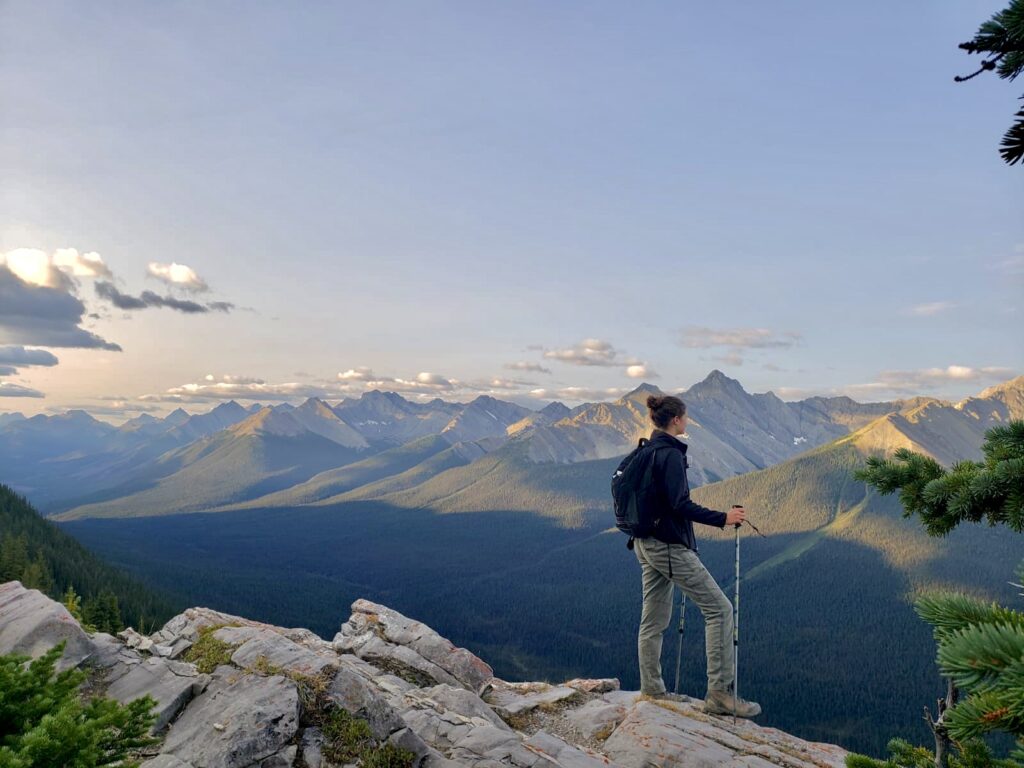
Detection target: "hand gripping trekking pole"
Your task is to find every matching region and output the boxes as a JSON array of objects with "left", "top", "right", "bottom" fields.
[{"left": 673, "top": 590, "right": 686, "bottom": 694}]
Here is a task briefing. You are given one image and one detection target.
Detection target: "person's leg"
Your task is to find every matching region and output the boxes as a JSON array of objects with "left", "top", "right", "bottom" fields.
[
  {"left": 634, "top": 539, "right": 674, "bottom": 696},
  {"left": 666, "top": 547, "right": 734, "bottom": 694}
]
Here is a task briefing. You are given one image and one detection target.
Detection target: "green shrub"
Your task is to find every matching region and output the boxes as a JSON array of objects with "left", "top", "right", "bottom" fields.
[{"left": 0, "top": 640, "right": 157, "bottom": 768}]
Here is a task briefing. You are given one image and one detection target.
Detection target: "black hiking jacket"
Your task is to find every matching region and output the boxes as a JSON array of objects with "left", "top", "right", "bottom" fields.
[{"left": 647, "top": 429, "right": 727, "bottom": 551}]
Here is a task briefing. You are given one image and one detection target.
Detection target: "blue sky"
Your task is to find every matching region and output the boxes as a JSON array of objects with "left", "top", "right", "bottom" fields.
[{"left": 1, "top": 2, "right": 1021, "bottom": 416}]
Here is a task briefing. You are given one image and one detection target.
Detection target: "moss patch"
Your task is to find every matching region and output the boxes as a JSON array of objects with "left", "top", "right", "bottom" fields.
[{"left": 183, "top": 624, "right": 239, "bottom": 673}]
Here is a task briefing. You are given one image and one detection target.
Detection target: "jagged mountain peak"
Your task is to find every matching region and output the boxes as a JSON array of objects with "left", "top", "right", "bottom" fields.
[
  {"left": 975, "top": 374, "right": 1024, "bottom": 400},
  {"left": 687, "top": 369, "right": 747, "bottom": 397}
]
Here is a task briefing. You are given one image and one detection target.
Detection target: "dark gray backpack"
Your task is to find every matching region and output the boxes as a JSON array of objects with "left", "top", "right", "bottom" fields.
[{"left": 611, "top": 438, "right": 667, "bottom": 543}]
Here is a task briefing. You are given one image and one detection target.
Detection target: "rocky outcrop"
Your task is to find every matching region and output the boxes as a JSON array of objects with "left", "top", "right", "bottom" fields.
[{"left": 0, "top": 581, "right": 849, "bottom": 768}]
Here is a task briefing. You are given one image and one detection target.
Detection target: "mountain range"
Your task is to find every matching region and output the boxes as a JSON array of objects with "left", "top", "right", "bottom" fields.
[{"left": 2, "top": 370, "right": 1016, "bottom": 521}]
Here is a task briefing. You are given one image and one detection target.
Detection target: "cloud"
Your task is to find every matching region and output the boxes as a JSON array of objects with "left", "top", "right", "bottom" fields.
[
  {"left": 140, "top": 380, "right": 336, "bottom": 403},
  {"left": 844, "top": 365, "right": 1016, "bottom": 395},
  {"left": 712, "top": 353, "right": 744, "bottom": 367},
  {"left": 543, "top": 339, "right": 619, "bottom": 367},
  {"left": 680, "top": 326, "right": 801, "bottom": 350},
  {"left": 95, "top": 282, "right": 233, "bottom": 314},
  {"left": 626, "top": 364, "right": 659, "bottom": 379},
  {"left": 528, "top": 386, "right": 629, "bottom": 403},
  {"left": 909, "top": 301, "right": 956, "bottom": 317},
  {"left": 0, "top": 382, "right": 45, "bottom": 398},
  {"left": 504, "top": 361, "right": 552, "bottom": 374},
  {"left": 0, "top": 266, "right": 121, "bottom": 350},
  {"left": 762, "top": 363, "right": 786, "bottom": 372},
  {"left": 542, "top": 339, "right": 655, "bottom": 380},
  {"left": 147, "top": 262, "right": 210, "bottom": 292},
  {"left": 0, "top": 346, "right": 59, "bottom": 368},
  {"left": 52, "top": 249, "right": 113, "bottom": 279},
  {"left": 777, "top": 365, "right": 1018, "bottom": 402},
  {"left": 339, "top": 367, "right": 376, "bottom": 381},
  {"left": 0, "top": 247, "right": 112, "bottom": 288}
]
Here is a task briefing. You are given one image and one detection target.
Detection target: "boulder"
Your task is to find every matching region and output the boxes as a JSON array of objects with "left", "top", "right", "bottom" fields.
[
  {"left": 335, "top": 600, "right": 492, "bottom": 693},
  {"left": 0, "top": 581, "right": 97, "bottom": 670}
]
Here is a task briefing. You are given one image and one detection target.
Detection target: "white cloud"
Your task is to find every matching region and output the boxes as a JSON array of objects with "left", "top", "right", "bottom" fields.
[
  {"left": 626, "top": 364, "right": 658, "bottom": 379},
  {"left": 52, "top": 248, "right": 112, "bottom": 279},
  {"left": 147, "top": 262, "right": 209, "bottom": 292},
  {"left": 339, "top": 367, "right": 376, "bottom": 381},
  {"left": 680, "top": 326, "right": 801, "bottom": 350},
  {"left": 544, "top": 339, "right": 619, "bottom": 367},
  {"left": 909, "top": 301, "right": 956, "bottom": 316},
  {"left": 1, "top": 247, "right": 111, "bottom": 288}
]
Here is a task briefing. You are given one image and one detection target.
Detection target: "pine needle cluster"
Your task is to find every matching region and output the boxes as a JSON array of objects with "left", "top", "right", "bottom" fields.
[{"left": 957, "top": 0, "right": 1024, "bottom": 165}]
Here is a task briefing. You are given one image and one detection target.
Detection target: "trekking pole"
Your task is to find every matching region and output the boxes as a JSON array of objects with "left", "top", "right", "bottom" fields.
[
  {"left": 673, "top": 589, "right": 686, "bottom": 694},
  {"left": 732, "top": 505, "right": 742, "bottom": 725}
]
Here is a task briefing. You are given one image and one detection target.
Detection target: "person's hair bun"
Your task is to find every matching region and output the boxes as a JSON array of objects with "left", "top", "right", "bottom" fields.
[{"left": 646, "top": 395, "right": 662, "bottom": 410}]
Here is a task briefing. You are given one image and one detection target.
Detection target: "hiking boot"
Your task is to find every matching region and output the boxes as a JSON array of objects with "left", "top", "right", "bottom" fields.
[{"left": 703, "top": 689, "right": 761, "bottom": 718}]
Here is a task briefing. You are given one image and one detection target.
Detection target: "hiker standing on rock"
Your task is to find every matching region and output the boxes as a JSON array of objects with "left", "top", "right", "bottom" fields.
[{"left": 632, "top": 394, "right": 761, "bottom": 717}]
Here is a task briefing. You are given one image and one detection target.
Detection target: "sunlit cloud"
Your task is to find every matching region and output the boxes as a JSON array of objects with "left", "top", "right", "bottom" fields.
[
  {"left": 147, "top": 262, "right": 209, "bottom": 292},
  {"left": 626, "top": 364, "right": 659, "bottom": 379},
  {"left": 543, "top": 338, "right": 619, "bottom": 366},
  {"left": 52, "top": 249, "right": 113, "bottom": 279}
]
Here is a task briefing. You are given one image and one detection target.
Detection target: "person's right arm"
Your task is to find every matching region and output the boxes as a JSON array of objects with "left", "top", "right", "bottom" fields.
[{"left": 662, "top": 451, "right": 728, "bottom": 528}]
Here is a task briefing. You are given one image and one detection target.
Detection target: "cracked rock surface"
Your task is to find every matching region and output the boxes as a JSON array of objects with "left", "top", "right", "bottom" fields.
[{"left": 1, "top": 581, "right": 848, "bottom": 768}]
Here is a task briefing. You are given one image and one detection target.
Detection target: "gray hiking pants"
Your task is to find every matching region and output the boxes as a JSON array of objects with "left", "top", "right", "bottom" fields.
[{"left": 634, "top": 537, "right": 734, "bottom": 696}]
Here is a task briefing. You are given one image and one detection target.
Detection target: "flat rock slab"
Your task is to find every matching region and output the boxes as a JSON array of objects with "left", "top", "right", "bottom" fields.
[
  {"left": 602, "top": 701, "right": 847, "bottom": 768},
  {"left": 336, "top": 599, "right": 493, "bottom": 693},
  {"left": 215, "top": 626, "right": 336, "bottom": 677},
  {"left": 105, "top": 656, "right": 208, "bottom": 732},
  {"left": 564, "top": 697, "right": 632, "bottom": 741},
  {"left": 525, "top": 730, "right": 624, "bottom": 768},
  {"left": 0, "top": 581, "right": 97, "bottom": 670},
  {"left": 485, "top": 684, "right": 580, "bottom": 718},
  {"left": 160, "top": 672, "right": 300, "bottom": 768}
]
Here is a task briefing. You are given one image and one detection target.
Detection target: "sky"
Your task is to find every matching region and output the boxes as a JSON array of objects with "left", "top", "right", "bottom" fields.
[{"left": 1, "top": 2, "right": 1022, "bottom": 419}]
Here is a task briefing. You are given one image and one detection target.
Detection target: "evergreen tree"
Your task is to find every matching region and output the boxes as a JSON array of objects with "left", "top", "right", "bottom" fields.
[
  {"left": 0, "top": 640, "right": 157, "bottom": 767},
  {"left": 851, "top": 420, "right": 1024, "bottom": 765},
  {"left": 0, "top": 535, "right": 29, "bottom": 583},
  {"left": 20, "top": 552, "right": 54, "bottom": 595},
  {"left": 956, "top": 0, "right": 1024, "bottom": 165},
  {"left": 62, "top": 586, "right": 83, "bottom": 624},
  {"left": 82, "top": 591, "right": 123, "bottom": 636}
]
